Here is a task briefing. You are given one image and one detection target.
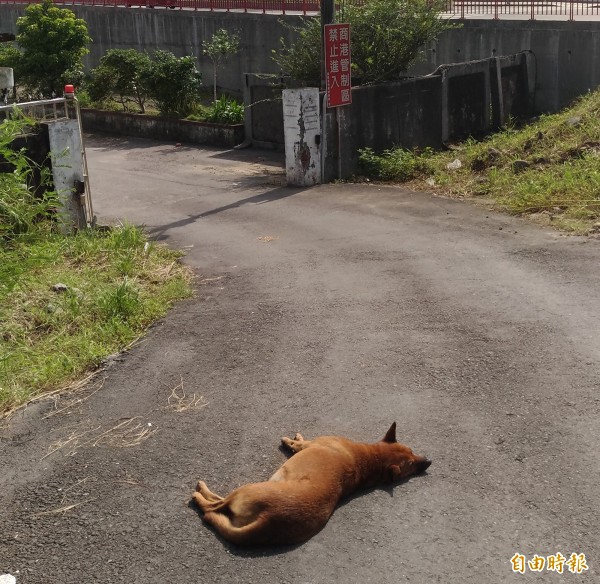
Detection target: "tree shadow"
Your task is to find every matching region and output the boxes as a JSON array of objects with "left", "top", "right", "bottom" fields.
[{"left": 147, "top": 185, "right": 309, "bottom": 241}]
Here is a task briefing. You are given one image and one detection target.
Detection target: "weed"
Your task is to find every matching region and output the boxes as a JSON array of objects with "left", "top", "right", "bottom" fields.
[
  {"left": 356, "top": 89, "right": 600, "bottom": 233},
  {"left": 0, "top": 120, "right": 192, "bottom": 413},
  {"left": 205, "top": 96, "right": 244, "bottom": 125},
  {"left": 358, "top": 147, "right": 434, "bottom": 182}
]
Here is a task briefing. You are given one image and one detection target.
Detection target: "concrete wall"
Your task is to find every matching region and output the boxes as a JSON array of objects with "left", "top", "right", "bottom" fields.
[
  {"left": 0, "top": 6, "right": 296, "bottom": 98},
  {"left": 410, "top": 19, "right": 600, "bottom": 113},
  {"left": 2, "top": 6, "right": 599, "bottom": 112},
  {"left": 81, "top": 108, "right": 244, "bottom": 147},
  {"left": 0, "top": 5, "right": 600, "bottom": 113},
  {"left": 322, "top": 54, "right": 529, "bottom": 180}
]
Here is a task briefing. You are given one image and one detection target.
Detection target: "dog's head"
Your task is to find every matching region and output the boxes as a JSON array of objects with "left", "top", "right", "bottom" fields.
[{"left": 379, "top": 422, "right": 432, "bottom": 482}]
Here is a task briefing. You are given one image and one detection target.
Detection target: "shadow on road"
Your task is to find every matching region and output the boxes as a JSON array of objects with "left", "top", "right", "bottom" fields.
[
  {"left": 209, "top": 148, "right": 284, "bottom": 169},
  {"left": 86, "top": 134, "right": 285, "bottom": 169},
  {"left": 147, "top": 185, "right": 309, "bottom": 241}
]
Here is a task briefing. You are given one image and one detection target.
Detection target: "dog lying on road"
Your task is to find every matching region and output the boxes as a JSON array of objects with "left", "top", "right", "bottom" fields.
[{"left": 191, "top": 423, "right": 431, "bottom": 546}]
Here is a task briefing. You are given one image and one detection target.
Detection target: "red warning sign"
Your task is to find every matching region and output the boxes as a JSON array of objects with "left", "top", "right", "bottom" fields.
[{"left": 324, "top": 23, "right": 352, "bottom": 108}]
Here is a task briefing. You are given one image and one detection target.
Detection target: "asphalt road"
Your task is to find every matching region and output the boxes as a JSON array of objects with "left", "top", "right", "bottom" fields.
[{"left": 1, "top": 135, "right": 599, "bottom": 583}]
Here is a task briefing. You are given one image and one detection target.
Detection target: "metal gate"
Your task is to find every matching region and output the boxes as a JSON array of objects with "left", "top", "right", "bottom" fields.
[{"left": 0, "top": 92, "right": 95, "bottom": 233}]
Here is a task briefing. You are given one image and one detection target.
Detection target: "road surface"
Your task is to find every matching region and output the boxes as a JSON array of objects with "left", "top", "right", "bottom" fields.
[{"left": 1, "top": 135, "right": 598, "bottom": 583}]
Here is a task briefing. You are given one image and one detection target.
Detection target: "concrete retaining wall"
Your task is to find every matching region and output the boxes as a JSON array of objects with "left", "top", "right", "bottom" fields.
[
  {"left": 0, "top": 6, "right": 297, "bottom": 98},
  {"left": 410, "top": 19, "right": 600, "bottom": 113},
  {"left": 81, "top": 108, "right": 244, "bottom": 147},
  {"left": 2, "top": 6, "right": 599, "bottom": 113},
  {"left": 334, "top": 56, "right": 529, "bottom": 180}
]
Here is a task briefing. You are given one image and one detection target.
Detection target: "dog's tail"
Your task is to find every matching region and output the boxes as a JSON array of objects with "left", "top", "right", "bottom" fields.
[{"left": 202, "top": 511, "right": 269, "bottom": 546}]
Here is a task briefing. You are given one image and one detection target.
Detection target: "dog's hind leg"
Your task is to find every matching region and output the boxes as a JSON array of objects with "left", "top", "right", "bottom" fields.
[
  {"left": 195, "top": 480, "right": 224, "bottom": 503},
  {"left": 203, "top": 511, "right": 269, "bottom": 546},
  {"left": 281, "top": 433, "right": 311, "bottom": 453},
  {"left": 192, "top": 490, "right": 228, "bottom": 514}
]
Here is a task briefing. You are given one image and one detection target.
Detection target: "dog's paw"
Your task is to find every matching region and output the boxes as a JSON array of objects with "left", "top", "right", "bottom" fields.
[
  {"left": 294, "top": 433, "right": 305, "bottom": 442},
  {"left": 282, "top": 435, "right": 306, "bottom": 453}
]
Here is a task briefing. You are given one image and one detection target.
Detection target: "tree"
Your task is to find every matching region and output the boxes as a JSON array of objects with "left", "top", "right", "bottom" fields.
[
  {"left": 273, "top": 0, "right": 457, "bottom": 86},
  {"left": 16, "top": 0, "right": 91, "bottom": 96},
  {"left": 202, "top": 29, "right": 240, "bottom": 102},
  {"left": 141, "top": 50, "right": 202, "bottom": 117},
  {"left": 0, "top": 43, "right": 23, "bottom": 98},
  {"left": 272, "top": 18, "right": 321, "bottom": 88},
  {"left": 87, "top": 49, "right": 152, "bottom": 113}
]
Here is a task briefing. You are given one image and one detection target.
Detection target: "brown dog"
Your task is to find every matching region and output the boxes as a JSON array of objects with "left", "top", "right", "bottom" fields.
[{"left": 191, "top": 423, "right": 431, "bottom": 546}]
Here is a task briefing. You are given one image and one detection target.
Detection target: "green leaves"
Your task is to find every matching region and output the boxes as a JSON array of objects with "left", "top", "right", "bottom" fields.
[
  {"left": 272, "top": 18, "right": 321, "bottom": 87},
  {"left": 202, "top": 28, "right": 240, "bottom": 102},
  {"left": 87, "top": 49, "right": 202, "bottom": 118},
  {"left": 87, "top": 49, "right": 153, "bottom": 113},
  {"left": 274, "top": 0, "right": 456, "bottom": 86},
  {"left": 202, "top": 29, "right": 240, "bottom": 63},
  {"left": 15, "top": 0, "right": 91, "bottom": 95},
  {"left": 205, "top": 96, "right": 244, "bottom": 124},
  {"left": 0, "top": 114, "right": 59, "bottom": 241},
  {"left": 140, "top": 50, "right": 202, "bottom": 118}
]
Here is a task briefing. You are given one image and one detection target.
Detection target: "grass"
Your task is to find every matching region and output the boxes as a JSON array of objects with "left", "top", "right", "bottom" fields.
[
  {"left": 0, "top": 115, "right": 192, "bottom": 414},
  {"left": 356, "top": 89, "right": 600, "bottom": 234},
  {"left": 0, "top": 224, "right": 192, "bottom": 414}
]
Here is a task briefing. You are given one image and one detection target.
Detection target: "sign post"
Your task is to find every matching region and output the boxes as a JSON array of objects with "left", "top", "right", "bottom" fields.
[{"left": 324, "top": 23, "right": 352, "bottom": 180}]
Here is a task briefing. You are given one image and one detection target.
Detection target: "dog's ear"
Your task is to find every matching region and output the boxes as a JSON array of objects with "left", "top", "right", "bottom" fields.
[
  {"left": 387, "top": 464, "right": 403, "bottom": 482},
  {"left": 382, "top": 422, "right": 397, "bottom": 443}
]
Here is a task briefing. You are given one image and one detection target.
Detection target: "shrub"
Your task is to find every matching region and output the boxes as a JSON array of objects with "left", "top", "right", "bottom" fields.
[
  {"left": 358, "top": 147, "right": 434, "bottom": 181},
  {"left": 141, "top": 50, "right": 202, "bottom": 118},
  {"left": 0, "top": 115, "right": 58, "bottom": 239},
  {"left": 206, "top": 96, "right": 244, "bottom": 124}
]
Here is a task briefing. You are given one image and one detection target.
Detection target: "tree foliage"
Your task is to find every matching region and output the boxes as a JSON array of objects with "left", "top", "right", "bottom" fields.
[
  {"left": 202, "top": 28, "right": 240, "bottom": 102},
  {"left": 274, "top": 0, "right": 456, "bottom": 86},
  {"left": 0, "top": 43, "right": 22, "bottom": 99},
  {"left": 272, "top": 18, "right": 321, "bottom": 87},
  {"left": 87, "top": 49, "right": 152, "bottom": 113},
  {"left": 140, "top": 50, "right": 202, "bottom": 117},
  {"left": 15, "top": 0, "right": 91, "bottom": 96}
]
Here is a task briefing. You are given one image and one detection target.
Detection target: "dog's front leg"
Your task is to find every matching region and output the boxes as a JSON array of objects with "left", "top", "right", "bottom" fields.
[{"left": 281, "top": 432, "right": 310, "bottom": 453}]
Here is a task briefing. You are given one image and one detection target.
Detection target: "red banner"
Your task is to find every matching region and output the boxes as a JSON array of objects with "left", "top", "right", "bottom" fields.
[{"left": 324, "top": 23, "right": 352, "bottom": 108}]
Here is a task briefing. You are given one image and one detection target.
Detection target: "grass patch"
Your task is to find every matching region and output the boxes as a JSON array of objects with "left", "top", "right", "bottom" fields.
[
  {"left": 0, "top": 224, "right": 192, "bottom": 413},
  {"left": 0, "top": 115, "right": 192, "bottom": 414},
  {"left": 357, "top": 89, "right": 600, "bottom": 234}
]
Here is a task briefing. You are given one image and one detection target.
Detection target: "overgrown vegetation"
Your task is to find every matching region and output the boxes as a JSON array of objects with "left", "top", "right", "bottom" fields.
[
  {"left": 0, "top": 116, "right": 192, "bottom": 413},
  {"left": 357, "top": 90, "right": 600, "bottom": 234},
  {"left": 274, "top": 0, "right": 456, "bottom": 86}
]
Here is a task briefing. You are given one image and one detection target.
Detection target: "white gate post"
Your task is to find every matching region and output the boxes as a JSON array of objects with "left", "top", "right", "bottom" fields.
[{"left": 282, "top": 88, "right": 321, "bottom": 187}]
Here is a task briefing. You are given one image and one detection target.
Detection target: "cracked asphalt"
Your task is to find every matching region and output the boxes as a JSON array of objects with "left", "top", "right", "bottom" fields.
[{"left": 1, "top": 134, "right": 599, "bottom": 583}]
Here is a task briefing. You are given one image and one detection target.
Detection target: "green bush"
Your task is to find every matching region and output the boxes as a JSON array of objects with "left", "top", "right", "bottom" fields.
[
  {"left": 87, "top": 49, "right": 153, "bottom": 113},
  {"left": 141, "top": 50, "right": 202, "bottom": 118},
  {"left": 0, "top": 115, "right": 58, "bottom": 240},
  {"left": 358, "top": 147, "right": 434, "bottom": 181},
  {"left": 206, "top": 96, "right": 244, "bottom": 124}
]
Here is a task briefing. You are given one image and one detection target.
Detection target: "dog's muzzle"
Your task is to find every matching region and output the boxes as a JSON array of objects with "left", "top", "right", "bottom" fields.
[{"left": 419, "top": 458, "right": 432, "bottom": 473}]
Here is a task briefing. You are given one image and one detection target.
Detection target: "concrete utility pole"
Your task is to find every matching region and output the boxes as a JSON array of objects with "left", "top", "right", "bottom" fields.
[{"left": 320, "top": 0, "right": 335, "bottom": 89}]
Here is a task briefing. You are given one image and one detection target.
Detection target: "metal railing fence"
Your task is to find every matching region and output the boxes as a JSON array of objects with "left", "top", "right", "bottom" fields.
[{"left": 1, "top": 0, "right": 600, "bottom": 19}]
